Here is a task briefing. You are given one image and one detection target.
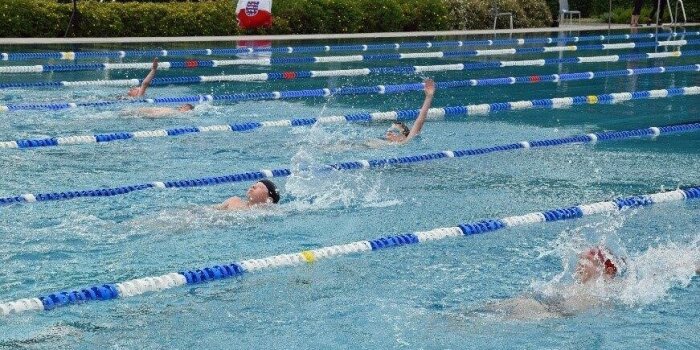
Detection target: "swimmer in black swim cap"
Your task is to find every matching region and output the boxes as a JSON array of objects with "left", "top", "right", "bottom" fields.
[
  {"left": 257, "top": 179, "right": 280, "bottom": 204},
  {"left": 216, "top": 179, "right": 280, "bottom": 210}
]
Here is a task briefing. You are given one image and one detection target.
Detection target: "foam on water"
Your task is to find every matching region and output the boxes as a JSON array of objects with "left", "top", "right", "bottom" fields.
[
  {"left": 616, "top": 238, "right": 699, "bottom": 305},
  {"left": 127, "top": 205, "right": 287, "bottom": 233}
]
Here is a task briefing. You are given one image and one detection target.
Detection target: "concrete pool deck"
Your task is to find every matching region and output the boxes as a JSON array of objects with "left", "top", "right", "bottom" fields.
[{"left": 0, "top": 23, "right": 698, "bottom": 45}]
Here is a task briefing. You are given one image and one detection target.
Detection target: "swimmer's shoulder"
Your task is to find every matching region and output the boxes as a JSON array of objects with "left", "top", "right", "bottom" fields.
[
  {"left": 365, "top": 138, "right": 404, "bottom": 149},
  {"left": 216, "top": 196, "right": 247, "bottom": 210}
]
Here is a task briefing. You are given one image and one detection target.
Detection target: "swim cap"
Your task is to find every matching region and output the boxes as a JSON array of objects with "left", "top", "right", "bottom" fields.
[
  {"left": 258, "top": 179, "right": 280, "bottom": 204},
  {"left": 587, "top": 247, "right": 619, "bottom": 277}
]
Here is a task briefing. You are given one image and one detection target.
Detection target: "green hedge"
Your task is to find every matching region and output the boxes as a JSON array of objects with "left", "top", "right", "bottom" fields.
[
  {"left": 544, "top": 0, "right": 628, "bottom": 18},
  {"left": 1, "top": 0, "right": 552, "bottom": 37},
  {"left": 445, "top": 0, "right": 553, "bottom": 30},
  {"left": 602, "top": 5, "right": 699, "bottom": 24},
  {"left": 1, "top": 0, "right": 69, "bottom": 37},
  {"left": 545, "top": 0, "right": 698, "bottom": 22},
  {"left": 78, "top": 1, "right": 238, "bottom": 36}
]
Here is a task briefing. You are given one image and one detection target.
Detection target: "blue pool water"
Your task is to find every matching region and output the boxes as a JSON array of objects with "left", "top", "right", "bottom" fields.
[{"left": 0, "top": 29, "right": 699, "bottom": 348}]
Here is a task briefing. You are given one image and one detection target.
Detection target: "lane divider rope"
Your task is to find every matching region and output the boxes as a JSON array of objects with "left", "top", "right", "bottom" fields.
[
  {"left": 2, "top": 31, "right": 697, "bottom": 62},
  {"left": 1, "top": 121, "right": 698, "bottom": 205},
  {"left": 1, "top": 86, "right": 698, "bottom": 150},
  {"left": 2, "top": 64, "right": 697, "bottom": 112},
  {"left": 1, "top": 185, "right": 697, "bottom": 315},
  {"left": 1, "top": 39, "right": 697, "bottom": 74},
  {"left": 1, "top": 50, "right": 697, "bottom": 89}
]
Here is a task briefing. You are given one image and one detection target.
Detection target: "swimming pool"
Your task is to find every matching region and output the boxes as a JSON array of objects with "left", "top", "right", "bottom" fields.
[{"left": 1, "top": 28, "right": 699, "bottom": 348}]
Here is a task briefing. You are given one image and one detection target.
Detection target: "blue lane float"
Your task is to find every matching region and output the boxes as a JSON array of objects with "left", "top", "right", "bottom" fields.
[
  {"left": 1, "top": 86, "right": 698, "bottom": 150},
  {"left": 2, "top": 64, "right": 698, "bottom": 113},
  {"left": 1, "top": 184, "right": 697, "bottom": 315},
  {"left": 2, "top": 31, "right": 698, "bottom": 62},
  {"left": 0, "top": 50, "right": 697, "bottom": 89},
  {"left": 1, "top": 122, "right": 699, "bottom": 206},
  {"left": 1, "top": 38, "right": 698, "bottom": 74}
]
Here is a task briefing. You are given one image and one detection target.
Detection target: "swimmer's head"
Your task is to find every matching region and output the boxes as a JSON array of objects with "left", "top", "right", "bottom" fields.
[
  {"left": 178, "top": 103, "right": 194, "bottom": 112},
  {"left": 247, "top": 179, "right": 280, "bottom": 205},
  {"left": 575, "top": 246, "right": 619, "bottom": 283},
  {"left": 385, "top": 122, "right": 409, "bottom": 142},
  {"left": 127, "top": 87, "right": 141, "bottom": 97}
]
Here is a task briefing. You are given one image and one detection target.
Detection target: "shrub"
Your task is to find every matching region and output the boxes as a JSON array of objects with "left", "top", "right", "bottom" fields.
[
  {"left": 599, "top": 5, "right": 698, "bottom": 24},
  {"left": 398, "top": 0, "right": 451, "bottom": 31},
  {"left": 276, "top": 0, "right": 367, "bottom": 34},
  {"left": 566, "top": 0, "right": 627, "bottom": 17},
  {"left": 0, "top": 0, "right": 68, "bottom": 37},
  {"left": 0, "top": 0, "right": 555, "bottom": 37},
  {"left": 445, "top": 0, "right": 552, "bottom": 30},
  {"left": 356, "top": 0, "right": 405, "bottom": 33},
  {"left": 547, "top": 0, "right": 697, "bottom": 22}
]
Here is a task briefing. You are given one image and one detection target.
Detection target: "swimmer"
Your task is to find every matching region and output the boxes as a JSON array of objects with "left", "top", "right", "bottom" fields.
[
  {"left": 385, "top": 78, "right": 435, "bottom": 143},
  {"left": 480, "top": 246, "right": 622, "bottom": 320},
  {"left": 574, "top": 246, "right": 620, "bottom": 284},
  {"left": 216, "top": 179, "right": 280, "bottom": 210},
  {"left": 365, "top": 78, "right": 435, "bottom": 148},
  {"left": 126, "top": 57, "right": 159, "bottom": 97},
  {"left": 121, "top": 103, "right": 195, "bottom": 118}
]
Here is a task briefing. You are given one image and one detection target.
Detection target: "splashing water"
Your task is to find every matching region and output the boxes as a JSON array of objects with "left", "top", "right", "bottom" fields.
[
  {"left": 476, "top": 214, "right": 699, "bottom": 322},
  {"left": 127, "top": 204, "right": 287, "bottom": 234},
  {"left": 284, "top": 107, "right": 398, "bottom": 212},
  {"left": 535, "top": 210, "right": 633, "bottom": 286},
  {"left": 532, "top": 212, "right": 699, "bottom": 311},
  {"left": 616, "top": 239, "right": 699, "bottom": 305}
]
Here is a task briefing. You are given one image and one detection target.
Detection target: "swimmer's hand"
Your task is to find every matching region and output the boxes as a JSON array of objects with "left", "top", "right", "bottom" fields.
[
  {"left": 424, "top": 78, "right": 435, "bottom": 97},
  {"left": 152, "top": 57, "right": 159, "bottom": 70}
]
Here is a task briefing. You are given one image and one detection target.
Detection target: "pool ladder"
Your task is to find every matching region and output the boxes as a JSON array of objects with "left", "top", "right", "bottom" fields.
[{"left": 656, "top": 0, "right": 687, "bottom": 26}]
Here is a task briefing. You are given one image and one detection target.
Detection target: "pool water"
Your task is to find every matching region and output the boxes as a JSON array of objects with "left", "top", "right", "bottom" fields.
[{"left": 0, "top": 29, "right": 699, "bottom": 349}]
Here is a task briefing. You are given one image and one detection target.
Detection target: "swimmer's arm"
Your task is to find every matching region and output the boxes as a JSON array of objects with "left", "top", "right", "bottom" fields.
[
  {"left": 141, "top": 107, "right": 177, "bottom": 118},
  {"left": 406, "top": 78, "right": 435, "bottom": 141},
  {"left": 137, "top": 57, "right": 159, "bottom": 96},
  {"left": 118, "top": 109, "right": 137, "bottom": 116},
  {"left": 364, "top": 138, "right": 391, "bottom": 149},
  {"left": 120, "top": 107, "right": 168, "bottom": 118}
]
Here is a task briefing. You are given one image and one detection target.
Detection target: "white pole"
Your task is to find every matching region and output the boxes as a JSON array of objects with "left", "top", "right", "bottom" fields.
[
  {"left": 655, "top": 0, "right": 661, "bottom": 51},
  {"left": 608, "top": 0, "right": 612, "bottom": 36}
]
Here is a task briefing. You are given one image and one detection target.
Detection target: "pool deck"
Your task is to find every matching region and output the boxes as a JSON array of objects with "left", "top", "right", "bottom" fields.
[{"left": 0, "top": 23, "right": 698, "bottom": 45}]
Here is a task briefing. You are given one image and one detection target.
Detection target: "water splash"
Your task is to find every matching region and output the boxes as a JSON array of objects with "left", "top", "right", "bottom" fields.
[
  {"left": 283, "top": 106, "right": 397, "bottom": 212},
  {"left": 534, "top": 210, "right": 632, "bottom": 286},
  {"left": 616, "top": 239, "right": 699, "bottom": 305},
  {"left": 532, "top": 212, "right": 699, "bottom": 309},
  {"left": 128, "top": 204, "right": 286, "bottom": 233},
  {"left": 284, "top": 138, "right": 392, "bottom": 211}
]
